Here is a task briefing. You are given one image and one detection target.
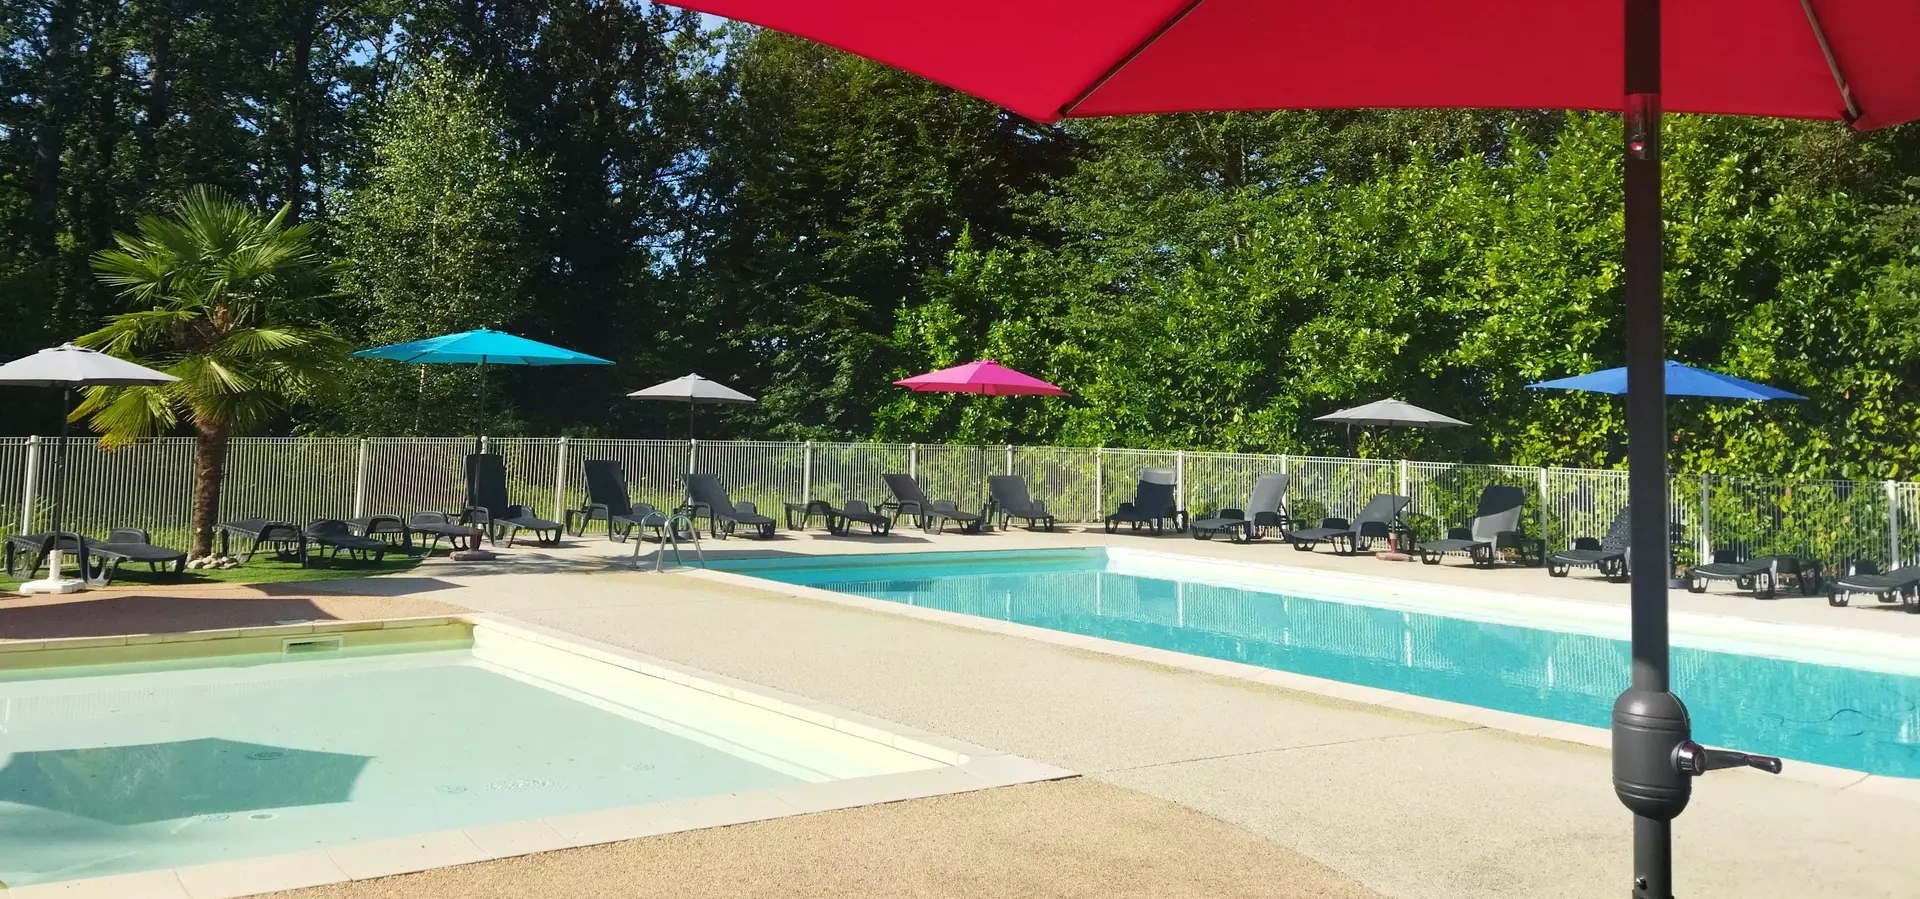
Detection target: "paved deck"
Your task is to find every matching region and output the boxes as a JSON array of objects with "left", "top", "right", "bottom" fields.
[{"left": 8, "top": 524, "right": 1916, "bottom": 899}]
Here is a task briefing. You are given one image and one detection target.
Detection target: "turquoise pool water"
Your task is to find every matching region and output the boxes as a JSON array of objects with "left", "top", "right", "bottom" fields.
[
  {"left": 0, "top": 643, "right": 803, "bottom": 886},
  {"left": 727, "top": 549, "right": 1920, "bottom": 778}
]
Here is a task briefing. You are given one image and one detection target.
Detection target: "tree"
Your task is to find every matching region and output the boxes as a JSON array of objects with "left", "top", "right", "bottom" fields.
[
  {"left": 330, "top": 58, "right": 542, "bottom": 435},
  {"left": 72, "top": 186, "right": 343, "bottom": 556}
]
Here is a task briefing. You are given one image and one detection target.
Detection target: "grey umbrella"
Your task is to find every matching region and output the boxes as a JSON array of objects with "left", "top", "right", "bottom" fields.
[
  {"left": 627, "top": 374, "right": 757, "bottom": 439},
  {"left": 1315, "top": 399, "right": 1467, "bottom": 457},
  {"left": 0, "top": 345, "right": 177, "bottom": 593}
]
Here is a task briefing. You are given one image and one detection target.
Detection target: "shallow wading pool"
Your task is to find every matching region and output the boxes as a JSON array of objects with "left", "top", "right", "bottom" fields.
[
  {"left": 0, "top": 619, "right": 1019, "bottom": 890},
  {"left": 720, "top": 548, "right": 1920, "bottom": 778}
]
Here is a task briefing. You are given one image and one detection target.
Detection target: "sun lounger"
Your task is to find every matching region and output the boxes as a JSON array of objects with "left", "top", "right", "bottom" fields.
[
  {"left": 989, "top": 475, "right": 1056, "bottom": 531},
  {"left": 1417, "top": 485, "right": 1540, "bottom": 567},
  {"left": 463, "top": 454, "right": 564, "bottom": 547},
  {"left": 218, "top": 518, "right": 309, "bottom": 565},
  {"left": 1686, "top": 550, "right": 1822, "bottom": 598},
  {"left": 880, "top": 474, "right": 983, "bottom": 534},
  {"left": 829, "top": 500, "right": 894, "bottom": 536},
  {"left": 82, "top": 528, "right": 188, "bottom": 585},
  {"left": 349, "top": 515, "right": 410, "bottom": 548},
  {"left": 575, "top": 460, "right": 673, "bottom": 542},
  {"left": 1287, "top": 494, "right": 1409, "bottom": 554},
  {"left": 405, "top": 511, "right": 483, "bottom": 553},
  {"left": 1826, "top": 561, "right": 1920, "bottom": 610},
  {"left": 1105, "top": 468, "right": 1186, "bottom": 535},
  {"left": 304, "top": 519, "right": 391, "bottom": 566},
  {"left": 683, "top": 473, "right": 777, "bottom": 539},
  {"left": 1190, "top": 473, "right": 1290, "bottom": 543},
  {"left": 3, "top": 532, "right": 91, "bottom": 579},
  {"left": 1546, "top": 507, "right": 1633, "bottom": 581}
]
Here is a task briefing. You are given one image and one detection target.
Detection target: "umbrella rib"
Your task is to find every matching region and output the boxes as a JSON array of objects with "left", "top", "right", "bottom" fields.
[
  {"left": 1058, "top": 0, "right": 1210, "bottom": 118},
  {"left": 1798, "top": 0, "right": 1861, "bottom": 123}
]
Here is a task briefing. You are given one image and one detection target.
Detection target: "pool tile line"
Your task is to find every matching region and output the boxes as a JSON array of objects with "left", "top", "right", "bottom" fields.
[{"left": 684, "top": 567, "right": 1916, "bottom": 798}]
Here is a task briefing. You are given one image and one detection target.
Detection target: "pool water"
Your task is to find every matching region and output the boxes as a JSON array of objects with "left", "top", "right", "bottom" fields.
[
  {"left": 730, "top": 550, "right": 1920, "bottom": 778},
  {"left": 0, "top": 639, "right": 931, "bottom": 886}
]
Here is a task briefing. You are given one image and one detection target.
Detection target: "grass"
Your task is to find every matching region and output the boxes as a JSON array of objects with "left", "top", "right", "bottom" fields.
[{"left": 1, "top": 550, "right": 427, "bottom": 594}]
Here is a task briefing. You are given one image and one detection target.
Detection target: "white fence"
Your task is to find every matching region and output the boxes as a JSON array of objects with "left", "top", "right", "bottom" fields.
[{"left": 2, "top": 435, "right": 1916, "bottom": 569}]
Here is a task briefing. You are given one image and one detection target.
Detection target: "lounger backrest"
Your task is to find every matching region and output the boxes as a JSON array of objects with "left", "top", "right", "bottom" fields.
[
  {"left": 507, "top": 504, "right": 541, "bottom": 520},
  {"left": 843, "top": 499, "right": 874, "bottom": 515},
  {"left": 465, "top": 453, "right": 511, "bottom": 515},
  {"left": 988, "top": 475, "right": 1035, "bottom": 512},
  {"left": 883, "top": 473, "right": 929, "bottom": 505},
  {"left": 1353, "top": 494, "right": 1410, "bottom": 528},
  {"left": 1247, "top": 473, "right": 1289, "bottom": 516},
  {"left": 1468, "top": 485, "right": 1527, "bottom": 543},
  {"left": 306, "top": 519, "right": 351, "bottom": 538},
  {"left": 410, "top": 511, "right": 452, "bottom": 527},
  {"left": 684, "top": 472, "right": 739, "bottom": 515},
  {"left": 582, "top": 460, "right": 634, "bottom": 516},
  {"left": 1599, "top": 506, "right": 1634, "bottom": 553},
  {"left": 1134, "top": 468, "right": 1176, "bottom": 513},
  {"left": 106, "top": 527, "right": 151, "bottom": 545}
]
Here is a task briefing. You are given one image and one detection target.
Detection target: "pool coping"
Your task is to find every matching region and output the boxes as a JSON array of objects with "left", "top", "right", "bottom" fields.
[
  {"left": 0, "top": 616, "right": 1075, "bottom": 899},
  {"left": 683, "top": 554, "right": 1920, "bottom": 804}
]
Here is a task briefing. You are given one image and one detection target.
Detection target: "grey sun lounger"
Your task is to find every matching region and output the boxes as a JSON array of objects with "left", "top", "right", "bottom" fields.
[
  {"left": 1417, "top": 485, "right": 1541, "bottom": 567},
  {"left": 83, "top": 528, "right": 188, "bottom": 585},
  {"left": 1286, "top": 494, "right": 1409, "bottom": 555},
  {"left": 1105, "top": 468, "right": 1186, "bottom": 535},
  {"left": 880, "top": 474, "right": 983, "bottom": 534},
  {"left": 989, "top": 475, "right": 1056, "bottom": 531},
  {"left": 1546, "top": 507, "right": 1633, "bottom": 581},
  {"left": 304, "top": 519, "right": 392, "bottom": 566},
  {"left": 683, "top": 473, "right": 777, "bottom": 539},
  {"left": 218, "top": 518, "right": 309, "bottom": 565},
  {"left": 4, "top": 532, "right": 89, "bottom": 578},
  {"left": 1190, "top": 473, "right": 1290, "bottom": 543},
  {"left": 349, "top": 515, "right": 410, "bottom": 547},
  {"left": 463, "top": 454, "right": 564, "bottom": 547},
  {"left": 826, "top": 500, "right": 893, "bottom": 536},
  {"left": 405, "top": 511, "right": 483, "bottom": 553},
  {"left": 575, "top": 460, "right": 672, "bottom": 542},
  {"left": 1826, "top": 562, "right": 1920, "bottom": 610},
  {"left": 1686, "top": 550, "right": 1822, "bottom": 599}
]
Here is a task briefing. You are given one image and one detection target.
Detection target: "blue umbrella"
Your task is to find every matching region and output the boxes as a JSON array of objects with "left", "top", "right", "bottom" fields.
[
  {"left": 1527, "top": 360, "right": 1805, "bottom": 401},
  {"left": 353, "top": 329, "right": 613, "bottom": 449}
]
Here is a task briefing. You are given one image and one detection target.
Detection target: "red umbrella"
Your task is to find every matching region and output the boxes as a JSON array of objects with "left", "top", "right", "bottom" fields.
[
  {"left": 894, "top": 360, "right": 1068, "bottom": 397},
  {"left": 658, "top": 4, "right": 1920, "bottom": 896}
]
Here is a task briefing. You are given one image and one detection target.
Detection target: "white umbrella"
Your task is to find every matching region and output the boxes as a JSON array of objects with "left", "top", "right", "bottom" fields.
[
  {"left": 627, "top": 374, "right": 756, "bottom": 439},
  {"left": 0, "top": 345, "right": 177, "bottom": 594},
  {"left": 1314, "top": 398, "right": 1468, "bottom": 429}
]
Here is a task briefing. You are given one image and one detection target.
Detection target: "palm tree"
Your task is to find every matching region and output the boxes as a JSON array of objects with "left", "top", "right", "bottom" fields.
[{"left": 73, "top": 186, "right": 343, "bottom": 557}]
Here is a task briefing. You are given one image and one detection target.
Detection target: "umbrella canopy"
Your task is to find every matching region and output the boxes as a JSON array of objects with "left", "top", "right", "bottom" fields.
[
  {"left": 1314, "top": 399, "right": 1467, "bottom": 429},
  {"left": 627, "top": 373, "right": 757, "bottom": 404},
  {"left": 894, "top": 360, "right": 1067, "bottom": 397},
  {"left": 0, "top": 738, "right": 370, "bottom": 826},
  {"left": 663, "top": 2, "right": 1920, "bottom": 129},
  {"left": 0, "top": 344, "right": 178, "bottom": 387},
  {"left": 1529, "top": 360, "right": 1806, "bottom": 401},
  {"left": 351, "top": 328, "right": 612, "bottom": 366}
]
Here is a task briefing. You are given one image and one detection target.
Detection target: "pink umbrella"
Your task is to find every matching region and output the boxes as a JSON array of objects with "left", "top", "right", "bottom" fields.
[{"left": 893, "top": 360, "right": 1068, "bottom": 397}]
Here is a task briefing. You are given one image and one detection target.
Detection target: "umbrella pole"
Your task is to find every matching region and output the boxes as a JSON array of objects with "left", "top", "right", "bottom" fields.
[
  {"left": 51, "top": 388, "right": 70, "bottom": 582},
  {"left": 475, "top": 358, "right": 487, "bottom": 457}
]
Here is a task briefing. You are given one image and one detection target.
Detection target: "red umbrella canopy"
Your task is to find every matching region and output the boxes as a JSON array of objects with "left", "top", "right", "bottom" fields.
[
  {"left": 894, "top": 360, "right": 1068, "bottom": 397},
  {"left": 665, "top": 0, "right": 1919, "bottom": 129}
]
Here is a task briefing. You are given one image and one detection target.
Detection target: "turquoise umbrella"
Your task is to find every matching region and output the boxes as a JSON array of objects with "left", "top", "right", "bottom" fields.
[{"left": 353, "top": 328, "right": 612, "bottom": 450}]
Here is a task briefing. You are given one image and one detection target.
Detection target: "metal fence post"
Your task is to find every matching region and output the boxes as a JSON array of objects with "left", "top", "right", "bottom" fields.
[
  {"left": 1887, "top": 480, "right": 1900, "bottom": 567},
  {"left": 802, "top": 441, "right": 814, "bottom": 500},
  {"left": 909, "top": 443, "right": 919, "bottom": 480},
  {"left": 1698, "top": 474, "right": 1713, "bottom": 563},
  {"left": 1397, "top": 458, "right": 1410, "bottom": 499},
  {"left": 1176, "top": 450, "right": 1187, "bottom": 511},
  {"left": 687, "top": 439, "right": 698, "bottom": 474},
  {"left": 1279, "top": 453, "right": 1288, "bottom": 475},
  {"left": 352, "top": 439, "right": 370, "bottom": 520},
  {"left": 480, "top": 435, "right": 490, "bottom": 455},
  {"left": 1006, "top": 444, "right": 1015, "bottom": 476},
  {"left": 1094, "top": 447, "right": 1104, "bottom": 520},
  {"left": 20, "top": 435, "right": 40, "bottom": 533},
  {"left": 1538, "top": 467, "right": 1551, "bottom": 544},
  {"left": 552, "top": 437, "right": 569, "bottom": 522}
]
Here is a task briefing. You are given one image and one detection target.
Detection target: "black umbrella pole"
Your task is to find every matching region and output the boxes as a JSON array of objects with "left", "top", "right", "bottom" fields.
[{"left": 1614, "top": 2, "right": 1685, "bottom": 897}]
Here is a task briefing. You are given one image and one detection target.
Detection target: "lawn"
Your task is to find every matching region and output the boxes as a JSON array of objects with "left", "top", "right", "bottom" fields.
[{"left": 1, "top": 550, "right": 426, "bottom": 594}]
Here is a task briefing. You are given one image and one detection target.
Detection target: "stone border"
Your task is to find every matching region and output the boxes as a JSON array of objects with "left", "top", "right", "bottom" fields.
[
  {"left": 685, "top": 560, "right": 1920, "bottom": 803},
  {"left": 2, "top": 617, "right": 1073, "bottom": 899}
]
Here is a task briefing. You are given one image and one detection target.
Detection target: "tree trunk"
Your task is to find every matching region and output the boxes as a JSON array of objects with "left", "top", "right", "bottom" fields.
[
  {"left": 283, "top": 0, "right": 320, "bottom": 219},
  {"left": 190, "top": 423, "right": 232, "bottom": 558},
  {"left": 136, "top": 5, "right": 171, "bottom": 188},
  {"left": 31, "top": 0, "right": 80, "bottom": 263}
]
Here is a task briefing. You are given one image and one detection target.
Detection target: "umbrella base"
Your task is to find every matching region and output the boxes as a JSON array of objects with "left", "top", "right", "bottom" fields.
[
  {"left": 449, "top": 549, "right": 498, "bottom": 562},
  {"left": 19, "top": 577, "right": 87, "bottom": 595}
]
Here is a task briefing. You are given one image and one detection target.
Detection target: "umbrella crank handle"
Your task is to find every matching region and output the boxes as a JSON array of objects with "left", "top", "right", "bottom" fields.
[{"left": 1673, "top": 741, "right": 1782, "bottom": 776}]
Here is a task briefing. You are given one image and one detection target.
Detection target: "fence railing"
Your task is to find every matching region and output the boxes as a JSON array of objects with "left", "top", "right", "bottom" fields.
[{"left": 3, "top": 435, "right": 1916, "bottom": 569}]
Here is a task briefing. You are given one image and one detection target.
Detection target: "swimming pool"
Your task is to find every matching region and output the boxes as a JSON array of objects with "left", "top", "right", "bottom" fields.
[
  {"left": 0, "top": 619, "right": 960, "bottom": 888},
  {"left": 722, "top": 549, "right": 1920, "bottom": 778}
]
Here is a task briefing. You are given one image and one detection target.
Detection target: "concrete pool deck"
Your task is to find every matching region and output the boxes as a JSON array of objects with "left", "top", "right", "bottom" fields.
[{"left": 6, "top": 524, "right": 1918, "bottom": 898}]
